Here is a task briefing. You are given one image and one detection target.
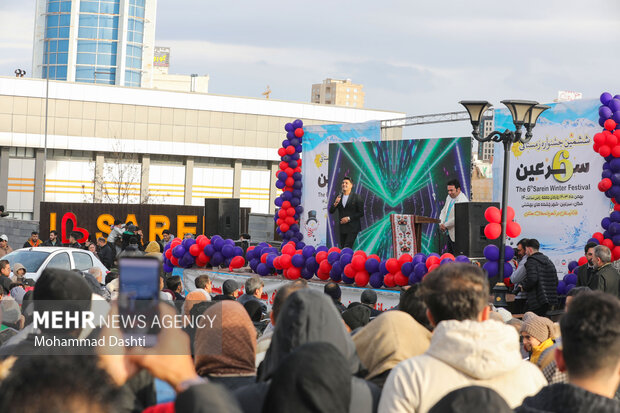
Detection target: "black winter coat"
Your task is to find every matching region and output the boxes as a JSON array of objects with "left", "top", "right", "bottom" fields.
[
  {"left": 98, "top": 242, "right": 115, "bottom": 269},
  {"left": 576, "top": 263, "right": 597, "bottom": 289},
  {"left": 516, "top": 383, "right": 620, "bottom": 413},
  {"left": 522, "top": 252, "right": 558, "bottom": 311},
  {"left": 329, "top": 193, "right": 365, "bottom": 234}
]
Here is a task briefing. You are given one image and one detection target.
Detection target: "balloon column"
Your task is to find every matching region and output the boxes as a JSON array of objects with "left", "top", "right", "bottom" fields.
[
  {"left": 593, "top": 92, "right": 620, "bottom": 260},
  {"left": 483, "top": 206, "right": 521, "bottom": 240},
  {"left": 274, "top": 119, "right": 304, "bottom": 246},
  {"left": 482, "top": 244, "right": 514, "bottom": 281}
]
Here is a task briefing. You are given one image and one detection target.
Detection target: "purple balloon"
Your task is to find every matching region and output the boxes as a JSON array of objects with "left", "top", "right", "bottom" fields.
[
  {"left": 341, "top": 274, "right": 354, "bottom": 284},
  {"left": 292, "top": 119, "right": 303, "bottom": 129},
  {"left": 256, "top": 263, "right": 269, "bottom": 276},
  {"left": 172, "top": 245, "right": 186, "bottom": 258},
  {"left": 587, "top": 238, "right": 600, "bottom": 245},
  {"left": 329, "top": 268, "right": 342, "bottom": 282},
  {"left": 429, "top": 253, "right": 440, "bottom": 258},
  {"left": 289, "top": 138, "right": 300, "bottom": 147},
  {"left": 455, "top": 255, "right": 470, "bottom": 263},
  {"left": 563, "top": 273, "right": 577, "bottom": 285},
  {"left": 163, "top": 263, "right": 173, "bottom": 273},
  {"left": 603, "top": 169, "right": 613, "bottom": 180},
  {"left": 182, "top": 238, "right": 196, "bottom": 249},
  {"left": 483, "top": 245, "right": 500, "bottom": 261},
  {"left": 599, "top": 117, "right": 607, "bottom": 128},
  {"left": 440, "top": 258, "right": 454, "bottom": 265},
  {"left": 327, "top": 251, "right": 341, "bottom": 264},
  {"left": 612, "top": 211, "right": 620, "bottom": 223},
  {"left": 601, "top": 92, "right": 613, "bottom": 105},
  {"left": 602, "top": 217, "right": 611, "bottom": 230},
  {"left": 567, "top": 261, "right": 578, "bottom": 272},
  {"left": 295, "top": 145, "right": 303, "bottom": 153},
  {"left": 369, "top": 273, "right": 384, "bottom": 288},
  {"left": 302, "top": 245, "right": 316, "bottom": 258},
  {"left": 233, "top": 246, "right": 244, "bottom": 257},
  {"left": 365, "top": 258, "right": 380, "bottom": 274},
  {"left": 610, "top": 158, "right": 620, "bottom": 173},
  {"left": 379, "top": 260, "right": 389, "bottom": 276},
  {"left": 284, "top": 122, "right": 294, "bottom": 132},
  {"left": 291, "top": 254, "right": 305, "bottom": 268},
  {"left": 483, "top": 261, "right": 499, "bottom": 277},
  {"left": 614, "top": 111, "right": 620, "bottom": 124},
  {"left": 316, "top": 245, "right": 328, "bottom": 253},
  {"left": 305, "top": 256, "right": 319, "bottom": 273},
  {"left": 341, "top": 248, "right": 354, "bottom": 256},
  {"left": 212, "top": 237, "right": 225, "bottom": 251},
  {"left": 504, "top": 246, "right": 515, "bottom": 261},
  {"left": 301, "top": 267, "right": 314, "bottom": 279},
  {"left": 413, "top": 262, "right": 427, "bottom": 278},
  {"left": 503, "top": 262, "right": 513, "bottom": 277},
  {"left": 221, "top": 244, "right": 235, "bottom": 258},
  {"left": 565, "top": 283, "right": 576, "bottom": 294},
  {"left": 412, "top": 253, "right": 426, "bottom": 265},
  {"left": 608, "top": 99, "right": 620, "bottom": 112},
  {"left": 600, "top": 106, "right": 613, "bottom": 119},
  {"left": 211, "top": 251, "right": 224, "bottom": 266},
  {"left": 204, "top": 244, "right": 215, "bottom": 256},
  {"left": 401, "top": 262, "right": 414, "bottom": 276},
  {"left": 339, "top": 253, "right": 353, "bottom": 266},
  {"left": 286, "top": 131, "right": 295, "bottom": 139},
  {"left": 557, "top": 280, "right": 567, "bottom": 295}
]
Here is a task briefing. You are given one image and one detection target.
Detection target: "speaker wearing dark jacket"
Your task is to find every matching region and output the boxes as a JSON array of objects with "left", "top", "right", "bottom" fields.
[{"left": 329, "top": 192, "right": 364, "bottom": 248}]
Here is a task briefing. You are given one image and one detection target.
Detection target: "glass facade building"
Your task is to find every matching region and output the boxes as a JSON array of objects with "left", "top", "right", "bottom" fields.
[{"left": 35, "top": 0, "right": 154, "bottom": 87}]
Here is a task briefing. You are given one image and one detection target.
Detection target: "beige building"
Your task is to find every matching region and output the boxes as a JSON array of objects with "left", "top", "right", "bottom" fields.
[{"left": 311, "top": 78, "right": 364, "bottom": 108}]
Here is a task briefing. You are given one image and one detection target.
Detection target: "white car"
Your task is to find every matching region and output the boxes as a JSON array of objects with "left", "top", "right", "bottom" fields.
[{"left": 2, "top": 247, "right": 109, "bottom": 282}]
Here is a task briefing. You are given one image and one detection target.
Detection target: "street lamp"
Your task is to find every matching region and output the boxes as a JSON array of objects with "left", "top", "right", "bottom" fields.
[{"left": 460, "top": 99, "right": 549, "bottom": 303}]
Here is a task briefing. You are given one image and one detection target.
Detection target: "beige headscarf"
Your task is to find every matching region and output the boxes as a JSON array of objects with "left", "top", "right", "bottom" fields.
[{"left": 353, "top": 310, "right": 431, "bottom": 380}]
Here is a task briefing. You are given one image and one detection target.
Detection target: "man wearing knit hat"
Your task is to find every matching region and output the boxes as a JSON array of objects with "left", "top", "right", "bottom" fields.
[{"left": 521, "top": 312, "right": 555, "bottom": 365}]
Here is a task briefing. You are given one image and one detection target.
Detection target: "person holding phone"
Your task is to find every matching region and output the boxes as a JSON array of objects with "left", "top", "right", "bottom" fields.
[{"left": 329, "top": 176, "right": 364, "bottom": 248}]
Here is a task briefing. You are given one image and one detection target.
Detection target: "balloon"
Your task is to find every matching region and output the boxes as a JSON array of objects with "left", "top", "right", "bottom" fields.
[
  {"left": 343, "top": 263, "right": 356, "bottom": 279},
  {"left": 301, "top": 267, "right": 314, "bottom": 280},
  {"left": 315, "top": 251, "right": 328, "bottom": 263},
  {"left": 328, "top": 247, "right": 342, "bottom": 255},
  {"left": 602, "top": 239, "right": 614, "bottom": 250},
  {"left": 256, "top": 263, "right": 270, "bottom": 276},
  {"left": 483, "top": 261, "right": 499, "bottom": 277},
  {"left": 294, "top": 128, "right": 304, "bottom": 138},
  {"left": 221, "top": 244, "right": 235, "bottom": 258},
  {"left": 600, "top": 178, "right": 613, "bottom": 192},
  {"left": 280, "top": 254, "right": 293, "bottom": 269},
  {"left": 355, "top": 271, "right": 370, "bottom": 287},
  {"left": 484, "top": 206, "right": 501, "bottom": 224},
  {"left": 385, "top": 258, "right": 400, "bottom": 274},
  {"left": 613, "top": 246, "right": 620, "bottom": 261},
  {"left": 172, "top": 245, "right": 186, "bottom": 258},
  {"left": 428, "top": 264, "right": 440, "bottom": 272},
  {"left": 500, "top": 206, "right": 516, "bottom": 222},
  {"left": 229, "top": 256, "right": 245, "bottom": 270},
  {"left": 339, "top": 254, "right": 353, "bottom": 266},
  {"left": 484, "top": 223, "right": 502, "bottom": 240},
  {"left": 292, "top": 119, "right": 303, "bottom": 129},
  {"left": 188, "top": 244, "right": 200, "bottom": 256},
  {"left": 504, "top": 246, "right": 515, "bottom": 261},
  {"left": 600, "top": 145, "right": 611, "bottom": 157},
  {"left": 163, "top": 263, "right": 173, "bottom": 273},
  {"left": 165, "top": 249, "right": 172, "bottom": 260},
  {"left": 319, "top": 260, "right": 332, "bottom": 274},
  {"left": 327, "top": 251, "right": 341, "bottom": 265},
  {"left": 600, "top": 106, "right": 613, "bottom": 119},
  {"left": 364, "top": 257, "right": 380, "bottom": 274},
  {"left": 288, "top": 267, "right": 301, "bottom": 280},
  {"left": 440, "top": 253, "right": 455, "bottom": 261},
  {"left": 394, "top": 271, "right": 408, "bottom": 286},
  {"left": 425, "top": 256, "right": 440, "bottom": 269},
  {"left": 383, "top": 273, "right": 396, "bottom": 288},
  {"left": 440, "top": 258, "right": 454, "bottom": 265},
  {"left": 351, "top": 255, "right": 366, "bottom": 271},
  {"left": 455, "top": 255, "right": 470, "bottom": 263},
  {"left": 291, "top": 254, "right": 305, "bottom": 268},
  {"left": 605, "top": 119, "right": 618, "bottom": 131},
  {"left": 506, "top": 221, "right": 521, "bottom": 238},
  {"left": 577, "top": 256, "right": 587, "bottom": 266},
  {"left": 401, "top": 262, "right": 414, "bottom": 277},
  {"left": 503, "top": 262, "right": 513, "bottom": 277},
  {"left": 557, "top": 280, "right": 567, "bottom": 295},
  {"left": 565, "top": 283, "right": 576, "bottom": 294},
  {"left": 316, "top": 270, "right": 330, "bottom": 281},
  {"left": 563, "top": 273, "right": 577, "bottom": 285},
  {"left": 369, "top": 273, "right": 384, "bottom": 288},
  {"left": 398, "top": 254, "right": 413, "bottom": 265},
  {"left": 211, "top": 252, "right": 224, "bottom": 267},
  {"left": 483, "top": 244, "right": 500, "bottom": 261},
  {"left": 413, "top": 262, "right": 428, "bottom": 279},
  {"left": 601, "top": 92, "right": 613, "bottom": 105}
]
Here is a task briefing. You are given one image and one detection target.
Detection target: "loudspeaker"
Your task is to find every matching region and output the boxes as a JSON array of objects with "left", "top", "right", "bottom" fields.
[
  {"left": 204, "top": 198, "right": 240, "bottom": 240},
  {"left": 454, "top": 202, "right": 500, "bottom": 257}
]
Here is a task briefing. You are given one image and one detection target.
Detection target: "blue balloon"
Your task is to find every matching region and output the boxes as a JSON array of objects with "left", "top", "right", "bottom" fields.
[
  {"left": 266, "top": 253, "right": 278, "bottom": 268},
  {"left": 295, "top": 205, "right": 304, "bottom": 214},
  {"left": 557, "top": 280, "right": 567, "bottom": 295},
  {"left": 565, "top": 283, "right": 576, "bottom": 294},
  {"left": 563, "top": 273, "right": 577, "bottom": 285},
  {"left": 610, "top": 186, "right": 620, "bottom": 199},
  {"left": 504, "top": 246, "right": 515, "bottom": 261},
  {"left": 609, "top": 99, "right": 620, "bottom": 112},
  {"left": 455, "top": 255, "right": 470, "bottom": 263},
  {"left": 301, "top": 267, "right": 313, "bottom": 279},
  {"left": 369, "top": 273, "right": 384, "bottom": 288},
  {"left": 440, "top": 258, "right": 454, "bottom": 265},
  {"left": 282, "top": 155, "right": 291, "bottom": 162},
  {"left": 401, "top": 262, "right": 414, "bottom": 276},
  {"left": 221, "top": 244, "right": 235, "bottom": 258},
  {"left": 204, "top": 244, "right": 215, "bottom": 256},
  {"left": 483, "top": 245, "right": 500, "bottom": 261},
  {"left": 278, "top": 171, "right": 287, "bottom": 181},
  {"left": 483, "top": 261, "right": 499, "bottom": 277},
  {"left": 412, "top": 253, "right": 426, "bottom": 265},
  {"left": 249, "top": 258, "right": 259, "bottom": 272},
  {"left": 305, "top": 256, "right": 319, "bottom": 272},
  {"left": 603, "top": 170, "right": 613, "bottom": 180},
  {"left": 612, "top": 211, "right": 620, "bottom": 222},
  {"left": 289, "top": 160, "right": 298, "bottom": 169},
  {"left": 292, "top": 172, "right": 302, "bottom": 180},
  {"left": 599, "top": 117, "right": 607, "bottom": 128},
  {"left": 292, "top": 119, "right": 303, "bottom": 129},
  {"left": 613, "top": 235, "right": 620, "bottom": 246},
  {"left": 567, "top": 260, "right": 579, "bottom": 272},
  {"left": 587, "top": 238, "right": 600, "bottom": 245},
  {"left": 302, "top": 245, "right": 316, "bottom": 258},
  {"left": 610, "top": 222, "right": 620, "bottom": 235},
  {"left": 172, "top": 245, "right": 185, "bottom": 258},
  {"left": 281, "top": 191, "right": 292, "bottom": 201},
  {"left": 413, "top": 262, "right": 427, "bottom": 278},
  {"left": 327, "top": 251, "right": 341, "bottom": 264},
  {"left": 233, "top": 246, "right": 244, "bottom": 257},
  {"left": 603, "top": 162, "right": 611, "bottom": 171},
  {"left": 212, "top": 237, "right": 225, "bottom": 251},
  {"left": 163, "top": 263, "right": 173, "bottom": 273},
  {"left": 601, "top": 92, "right": 613, "bottom": 105},
  {"left": 211, "top": 251, "right": 224, "bottom": 266},
  {"left": 379, "top": 260, "right": 388, "bottom": 276},
  {"left": 295, "top": 145, "right": 303, "bottom": 153},
  {"left": 602, "top": 217, "right": 611, "bottom": 230},
  {"left": 292, "top": 189, "right": 302, "bottom": 198},
  {"left": 286, "top": 131, "right": 295, "bottom": 139},
  {"left": 600, "top": 106, "right": 613, "bottom": 119},
  {"left": 341, "top": 274, "right": 354, "bottom": 284},
  {"left": 610, "top": 158, "right": 620, "bottom": 173},
  {"left": 282, "top": 139, "right": 290, "bottom": 148},
  {"left": 503, "top": 262, "right": 513, "bottom": 277},
  {"left": 293, "top": 181, "right": 302, "bottom": 189},
  {"left": 331, "top": 262, "right": 343, "bottom": 276},
  {"left": 284, "top": 122, "right": 294, "bottom": 132},
  {"left": 290, "top": 197, "right": 300, "bottom": 207},
  {"left": 341, "top": 248, "right": 354, "bottom": 256},
  {"left": 291, "top": 254, "right": 305, "bottom": 268},
  {"left": 245, "top": 249, "right": 255, "bottom": 260},
  {"left": 316, "top": 245, "right": 328, "bottom": 253},
  {"left": 339, "top": 253, "right": 353, "bottom": 266},
  {"left": 290, "top": 138, "right": 300, "bottom": 147},
  {"left": 365, "top": 258, "right": 380, "bottom": 274},
  {"left": 182, "top": 238, "right": 196, "bottom": 249},
  {"left": 256, "top": 263, "right": 270, "bottom": 276}
]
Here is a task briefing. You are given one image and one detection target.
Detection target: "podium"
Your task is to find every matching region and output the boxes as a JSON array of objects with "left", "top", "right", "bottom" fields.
[{"left": 390, "top": 214, "right": 440, "bottom": 256}]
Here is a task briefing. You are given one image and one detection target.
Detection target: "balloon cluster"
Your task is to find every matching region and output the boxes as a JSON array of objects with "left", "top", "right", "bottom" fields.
[
  {"left": 274, "top": 119, "right": 304, "bottom": 246},
  {"left": 483, "top": 206, "right": 521, "bottom": 240},
  {"left": 163, "top": 235, "right": 245, "bottom": 273},
  {"left": 592, "top": 92, "right": 620, "bottom": 260},
  {"left": 245, "top": 240, "right": 469, "bottom": 288},
  {"left": 557, "top": 260, "right": 578, "bottom": 295},
  {"left": 482, "top": 244, "right": 514, "bottom": 280}
]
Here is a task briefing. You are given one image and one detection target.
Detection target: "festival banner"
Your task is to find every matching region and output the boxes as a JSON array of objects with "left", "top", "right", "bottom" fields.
[
  {"left": 301, "top": 122, "right": 381, "bottom": 247},
  {"left": 181, "top": 269, "right": 400, "bottom": 310},
  {"left": 492, "top": 99, "right": 609, "bottom": 273}
]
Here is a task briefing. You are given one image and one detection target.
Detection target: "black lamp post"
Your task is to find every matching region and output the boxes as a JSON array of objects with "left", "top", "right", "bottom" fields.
[{"left": 459, "top": 100, "right": 549, "bottom": 304}]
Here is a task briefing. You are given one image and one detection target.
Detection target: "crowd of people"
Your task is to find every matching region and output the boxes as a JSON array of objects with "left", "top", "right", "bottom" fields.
[{"left": 0, "top": 250, "right": 618, "bottom": 412}]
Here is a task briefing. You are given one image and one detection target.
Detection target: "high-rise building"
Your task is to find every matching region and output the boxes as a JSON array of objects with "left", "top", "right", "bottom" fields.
[
  {"left": 477, "top": 115, "right": 494, "bottom": 161},
  {"left": 32, "top": 0, "right": 157, "bottom": 88},
  {"left": 311, "top": 78, "right": 364, "bottom": 108}
]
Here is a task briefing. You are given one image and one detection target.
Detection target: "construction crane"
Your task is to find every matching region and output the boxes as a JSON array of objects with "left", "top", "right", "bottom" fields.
[{"left": 262, "top": 85, "right": 271, "bottom": 99}]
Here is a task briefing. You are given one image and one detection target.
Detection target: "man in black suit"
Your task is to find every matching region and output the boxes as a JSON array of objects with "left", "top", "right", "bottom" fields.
[{"left": 329, "top": 176, "right": 364, "bottom": 248}]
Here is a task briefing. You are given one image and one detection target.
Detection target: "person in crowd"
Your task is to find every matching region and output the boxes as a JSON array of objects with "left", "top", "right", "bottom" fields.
[
  {"left": 144, "top": 241, "right": 162, "bottom": 259},
  {"left": 66, "top": 232, "right": 82, "bottom": 249},
  {"left": 22, "top": 231, "right": 42, "bottom": 248},
  {"left": 105, "top": 271, "right": 118, "bottom": 285},
  {"left": 0, "top": 235, "right": 12, "bottom": 258},
  {"left": 510, "top": 238, "right": 529, "bottom": 314},
  {"left": 576, "top": 242, "right": 598, "bottom": 289},
  {"left": 214, "top": 279, "right": 240, "bottom": 301},
  {"left": 591, "top": 245, "right": 620, "bottom": 298},
  {"left": 261, "top": 342, "right": 352, "bottom": 413},
  {"left": 379, "top": 263, "right": 546, "bottom": 412},
  {"left": 159, "top": 229, "right": 173, "bottom": 251},
  {"left": 565, "top": 286, "right": 591, "bottom": 309},
  {"left": 88, "top": 242, "right": 98, "bottom": 256},
  {"left": 10, "top": 262, "right": 26, "bottom": 283},
  {"left": 121, "top": 224, "right": 138, "bottom": 251},
  {"left": 87, "top": 267, "right": 111, "bottom": 301},
  {"left": 9, "top": 284, "right": 26, "bottom": 305},
  {"left": 194, "top": 274, "right": 213, "bottom": 301},
  {"left": 159, "top": 275, "right": 174, "bottom": 301},
  {"left": 182, "top": 290, "right": 209, "bottom": 327},
  {"left": 396, "top": 284, "right": 433, "bottom": 331},
  {"left": 520, "top": 312, "right": 556, "bottom": 364},
  {"left": 244, "top": 300, "right": 268, "bottom": 337},
  {"left": 41, "top": 230, "right": 60, "bottom": 247},
  {"left": 236, "top": 289, "right": 380, "bottom": 413},
  {"left": 184, "top": 233, "right": 194, "bottom": 240},
  {"left": 167, "top": 275, "right": 185, "bottom": 302},
  {"left": 96, "top": 236, "right": 115, "bottom": 269},
  {"left": 438, "top": 179, "right": 469, "bottom": 254},
  {"left": 256, "top": 281, "right": 307, "bottom": 366},
  {"left": 1, "top": 294, "right": 23, "bottom": 332},
  {"left": 353, "top": 311, "right": 431, "bottom": 388},
  {"left": 329, "top": 176, "right": 365, "bottom": 248},
  {"left": 360, "top": 288, "right": 382, "bottom": 317},
  {"left": 521, "top": 238, "right": 558, "bottom": 316},
  {"left": 324, "top": 281, "right": 347, "bottom": 312},
  {"left": 429, "top": 386, "right": 513, "bottom": 413},
  {"left": 516, "top": 292, "right": 620, "bottom": 412},
  {"left": 342, "top": 304, "right": 371, "bottom": 331},
  {"left": 237, "top": 276, "right": 267, "bottom": 314},
  {"left": 0, "top": 260, "right": 12, "bottom": 294},
  {"left": 107, "top": 219, "right": 124, "bottom": 254},
  {"left": 195, "top": 301, "right": 257, "bottom": 391}
]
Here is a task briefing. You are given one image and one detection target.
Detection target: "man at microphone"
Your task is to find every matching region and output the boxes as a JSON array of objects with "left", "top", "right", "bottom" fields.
[{"left": 329, "top": 176, "right": 364, "bottom": 248}]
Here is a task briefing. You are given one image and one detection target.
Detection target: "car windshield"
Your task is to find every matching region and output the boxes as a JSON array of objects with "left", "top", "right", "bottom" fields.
[{"left": 3, "top": 250, "right": 50, "bottom": 273}]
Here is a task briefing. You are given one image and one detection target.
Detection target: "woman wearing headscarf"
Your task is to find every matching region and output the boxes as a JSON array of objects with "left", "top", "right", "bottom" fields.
[
  {"left": 353, "top": 310, "right": 431, "bottom": 388},
  {"left": 194, "top": 301, "right": 257, "bottom": 391},
  {"left": 234, "top": 289, "right": 380, "bottom": 413}
]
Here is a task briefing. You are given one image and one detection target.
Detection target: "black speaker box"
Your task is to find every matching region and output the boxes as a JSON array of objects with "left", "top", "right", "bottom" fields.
[
  {"left": 204, "top": 198, "right": 240, "bottom": 240},
  {"left": 454, "top": 202, "right": 500, "bottom": 257}
]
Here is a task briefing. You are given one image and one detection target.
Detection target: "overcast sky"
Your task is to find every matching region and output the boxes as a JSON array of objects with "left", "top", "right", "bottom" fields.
[{"left": 1, "top": 1, "right": 619, "bottom": 138}]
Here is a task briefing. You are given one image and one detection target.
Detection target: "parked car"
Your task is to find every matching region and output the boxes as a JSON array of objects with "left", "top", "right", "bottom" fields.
[{"left": 2, "top": 247, "right": 108, "bottom": 282}]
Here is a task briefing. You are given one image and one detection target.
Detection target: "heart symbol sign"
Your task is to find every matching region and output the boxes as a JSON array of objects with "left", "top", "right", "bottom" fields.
[{"left": 61, "top": 212, "right": 90, "bottom": 244}]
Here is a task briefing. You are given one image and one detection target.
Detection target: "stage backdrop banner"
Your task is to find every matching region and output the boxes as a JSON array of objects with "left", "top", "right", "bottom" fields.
[
  {"left": 301, "top": 122, "right": 381, "bottom": 247},
  {"left": 182, "top": 269, "right": 400, "bottom": 311},
  {"left": 327, "top": 137, "right": 471, "bottom": 258},
  {"left": 492, "top": 99, "right": 608, "bottom": 273}
]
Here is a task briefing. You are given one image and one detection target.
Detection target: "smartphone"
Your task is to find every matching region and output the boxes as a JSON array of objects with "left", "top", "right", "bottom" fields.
[{"left": 118, "top": 256, "right": 161, "bottom": 347}]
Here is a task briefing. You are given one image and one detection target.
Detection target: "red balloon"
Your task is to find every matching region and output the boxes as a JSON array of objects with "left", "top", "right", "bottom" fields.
[
  {"left": 281, "top": 244, "right": 295, "bottom": 256},
  {"left": 577, "top": 256, "right": 587, "bottom": 266},
  {"left": 287, "top": 267, "right": 301, "bottom": 280},
  {"left": 279, "top": 161, "right": 288, "bottom": 170},
  {"left": 294, "top": 167, "right": 302, "bottom": 173},
  {"left": 615, "top": 130, "right": 620, "bottom": 139},
  {"left": 328, "top": 247, "right": 342, "bottom": 254},
  {"left": 428, "top": 264, "right": 440, "bottom": 272},
  {"left": 294, "top": 128, "right": 304, "bottom": 138},
  {"left": 282, "top": 201, "right": 291, "bottom": 209},
  {"left": 611, "top": 145, "right": 620, "bottom": 158},
  {"left": 604, "top": 119, "right": 617, "bottom": 131},
  {"left": 368, "top": 254, "right": 381, "bottom": 261},
  {"left": 504, "top": 277, "right": 514, "bottom": 288},
  {"left": 285, "top": 177, "right": 294, "bottom": 187},
  {"left": 394, "top": 271, "right": 409, "bottom": 286},
  {"left": 383, "top": 273, "right": 396, "bottom": 287},
  {"left": 351, "top": 255, "right": 366, "bottom": 271},
  {"left": 593, "top": 143, "right": 600, "bottom": 153},
  {"left": 613, "top": 246, "right": 620, "bottom": 261},
  {"left": 355, "top": 271, "right": 370, "bottom": 287},
  {"left": 189, "top": 244, "right": 200, "bottom": 256},
  {"left": 197, "top": 252, "right": 209, "bottom": 264},
  {"left": 165, "top": 249, "right": 173, "bottom": 259},
  {"left": 353, "top": 250, "right": 367, "bottom": 259},
  {"left": 602, "top": 239, "right": 614, "bottom": 250},
  {"left": 285, "top": 216, "right": 296, "bottom": 225},
  {"left": 506, "top": 221, "right": 521, "bottom": 238},
  {"left": 285, "top": 145, "right": 296, "bottom": 155},
  {"left": 316, "top": 251, "right": 328, "bottom": 263},
  {"left": 319, "top": 260, "right": 332, "bottom": 274},
  {"left": 615, "top": 204, "right": 620, "bottom": 212},
  {"left": 286, "top": 207, "right": 295, "bottom": 217},
  {"left": 278, "top": 148, "right": 286, "bottom": 157},
  {"left": 484, "top": 206, "right": 501, "bottom": 224},
  {"left": 398, "top": 254, "right": 413, "bottom": 265},
  {"left": 279, "top": 223, "right": 290, "bottom": 233},
  {"left": 198, "top": 237, "right": 209, "bottom": 250},
  {"left": 440, "top": 253, "right": 455, "bottom": 261},
  {"left": 280, "top": 254, "right": 293, "bottom": 269},
  {"left": 316, "top": 270, "right": 330, "bottom": 280},
  {"left": 607, "top": 134, "right": 619, "bottom": 147},
  {"left": 500, "top": 206, "right": 516, "bottom": 222},
  {"left": 170, "top": 256, "right": 179, "bottom": 267},
  {"left": 600, "top": 178, "right": 613, "bottom": 192},
  {"left": 385, "top": 258, "right": 400, "bottom": 274},
  {"left": 278, "top": 209, "right": 287, "bottom": 219},
  {"left": 592, "top": 232, "right": 604, "bottom": 242},
  {"left": 273, "top": 256, "right": 282, "bottom": 269},
  {"left": 260, "top": 253, "right": 269, "bottom": 263},
  {"left": 343, "top": 263, "right": 356, "bottom": 278},
  {"left": 599, "top": 145, "right": 611, "bottom": 157},
  {"left": 297, "top": 159, "right": 302, "bottom": 167},
  {"left": 229, "top": 256, "right": 245, "bottom": 270},
  {"left": 283, "top": 168, "right": 293, "bottom": 176},
  {"left": 425, "top": 256, "right": 440, "bottom": 269},
  {"left": 593, "top": 132, "right": 606, "bottom": 145},
  {"left": 484, "top": 223, "right": 502, "bottom": 240}
]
